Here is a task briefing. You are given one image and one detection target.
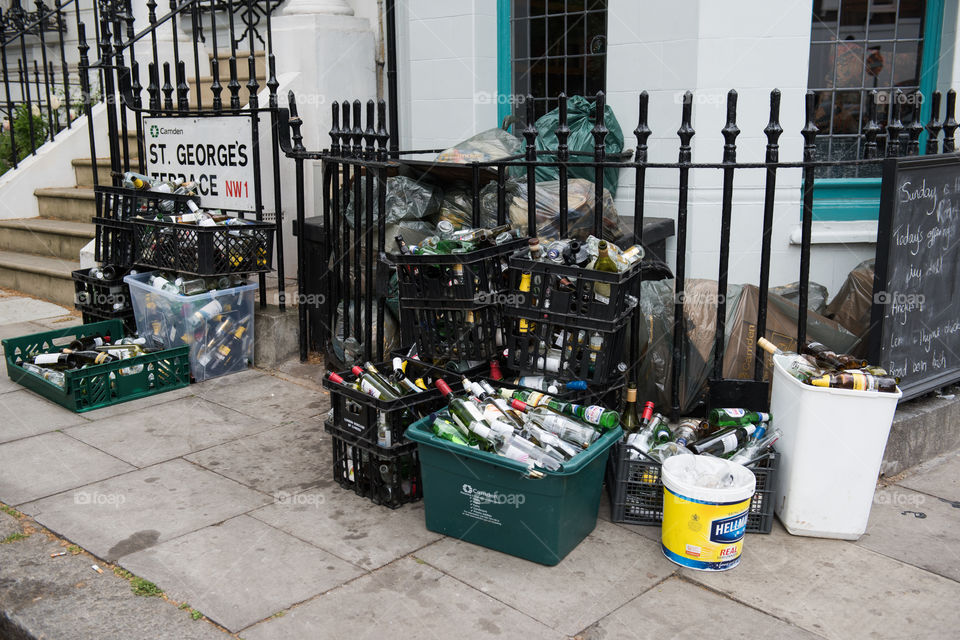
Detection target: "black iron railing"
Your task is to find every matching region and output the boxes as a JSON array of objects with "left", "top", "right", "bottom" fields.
[
  {"left": 281, "top": 86, "right": 960, "bottom": 417},
  {"left": 0, "top": 0, "right": 89, "bottom": 172},
  {"left": 81, "top": 0, "right": 285, "bottom": 308}
]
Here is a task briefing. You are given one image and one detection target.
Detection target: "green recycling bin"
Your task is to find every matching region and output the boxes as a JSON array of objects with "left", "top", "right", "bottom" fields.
[{"left": 405, "top": 415, "right": 621, "bottom": 566}]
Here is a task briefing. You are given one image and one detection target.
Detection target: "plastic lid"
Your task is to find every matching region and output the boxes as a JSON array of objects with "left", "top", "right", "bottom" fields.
[
  {"left": 351, "top": 366, "right": 364, "bottom": 376},
  {"left": 328, "top": 372, "right": 345, "bottom": 384},
  {"left": 661, "top": 455, "right": 756, "bottom": 504},
  {"left": 435, "top": 379, "right": 453, "bottom": 395},
  {"left": 566, "top": 380, "right": 588, "bottom": 390},
  {"left": 625, "top": 387, "right": 637, "bottom": 402}
]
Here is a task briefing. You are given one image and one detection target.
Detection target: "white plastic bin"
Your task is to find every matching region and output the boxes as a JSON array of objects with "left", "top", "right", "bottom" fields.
[
  {"left": 125, "top": 271, "right": 257, "bottom": 382},
  {"left": 770, "top": 354, "right": 901, "bottom": 540}
]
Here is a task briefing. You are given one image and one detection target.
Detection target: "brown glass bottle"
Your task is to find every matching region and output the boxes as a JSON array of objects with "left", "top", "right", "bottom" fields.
[{"left": 809, "top": 372, "right": 898, "bottom": 393}]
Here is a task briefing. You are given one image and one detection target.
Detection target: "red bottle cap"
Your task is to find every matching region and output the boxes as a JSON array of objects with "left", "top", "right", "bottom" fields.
[
  {"left": 510, "top": 399, "right": 528, "bottom": 412},
  {"left": 351, "top": 366, "right": 364, "bottom": 377},
  {"left": 328, "top": 372, "right": 345, "bottom": 384},
  {"left": 489, "top": 360, "right": 503, "bottom": 380},
  {"left": 641, "top": 401, "right": 654, "bottom": 421},
  {"left": 435, "top": 379, "right": 452, "bottom": 396}
]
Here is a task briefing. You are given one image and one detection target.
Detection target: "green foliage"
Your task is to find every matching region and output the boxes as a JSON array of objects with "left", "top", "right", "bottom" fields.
[
  {"left": 191, "top": 610, "right": 203, "bottom": 620},
  {"left": 0, "top": 103, "right": 50, "bottom": 174},
  {"left": 1, "top": 532, "right": 28, "bottom": 544},
  {"left": 130, "top": 577, "right": 162, "bottom": 597},
  {"left": 0, "top": 504, "right": 22, "bottom": 519}
]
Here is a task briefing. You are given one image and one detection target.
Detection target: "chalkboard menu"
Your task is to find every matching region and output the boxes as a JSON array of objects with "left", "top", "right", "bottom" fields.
[{"left": 871, "top": 155, "right": 960, "bottom": 401}]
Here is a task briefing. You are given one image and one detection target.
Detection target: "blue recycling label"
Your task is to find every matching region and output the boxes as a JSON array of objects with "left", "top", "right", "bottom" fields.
[{"left": 710, "top": 512, "right": 748, "bottom": 544}]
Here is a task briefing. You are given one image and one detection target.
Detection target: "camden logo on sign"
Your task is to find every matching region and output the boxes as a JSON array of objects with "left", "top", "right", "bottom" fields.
[
  {"left": 149, "top": 125, "right": 159, "bottom": 138},
  {"left": 709, "top": 512, "right": 748, "bottom": 544}
]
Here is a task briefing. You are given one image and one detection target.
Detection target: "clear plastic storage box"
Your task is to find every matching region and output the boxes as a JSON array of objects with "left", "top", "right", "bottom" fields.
[{"left": 125, "top": 271, "right": 257, "bottom": 381}]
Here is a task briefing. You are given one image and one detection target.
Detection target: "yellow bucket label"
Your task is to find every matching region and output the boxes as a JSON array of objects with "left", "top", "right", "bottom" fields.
[{"left": 662, "top": 487, "right": 751, "bottom": 571}]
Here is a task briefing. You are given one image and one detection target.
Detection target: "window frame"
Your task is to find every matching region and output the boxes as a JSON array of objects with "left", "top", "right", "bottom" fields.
[{"left": 811, "top": 0, "right": 943, "bottom": 222}]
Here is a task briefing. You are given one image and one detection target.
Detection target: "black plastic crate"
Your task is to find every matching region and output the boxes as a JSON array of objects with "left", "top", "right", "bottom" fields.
[
  {"left": 79, "top": 306, "right": 137, "bottom": 336},
  {"left": 94, "top": 186, "right": 201, "bottom": 269},
  {"left": 503, "top": 309, "right": 630, "bottom": 384},
  {"left": 607, "top": 443, "right": 779, "bottom": 534},
  {"left": 132, "top": 218, "right": 274, "bottom": 276},
  {"left": 321, "top": 357, "right": 462, "bottom": 447},
  {"left": 400, "top": 303, "right": 502, "bottom": 362},
  {"left": 324, "top": 420, "right": 422, "bottom": 509},
  {"left": 389, "top": 238, "right": 526, "bottom": 303},
  {"left": 72, "top": 267, "right": 132, "bottom": 314},
  {"left": 506, "top": 251, "right": 642, "bottom": 324}
]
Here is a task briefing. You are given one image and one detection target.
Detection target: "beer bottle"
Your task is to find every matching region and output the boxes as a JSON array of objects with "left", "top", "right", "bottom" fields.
[
  {"left": 673, "top": 418, "right": 705, "bottom": 447},
  {"left": 500, "top": 387, "right": 620, "bottom": 430},
  {"left": 621, "top": 385, "right": 641, "bottom": 433},
  {"left": 809, "top": 372, "right": 898, "bottom": 393},
  {"left": 801, "top": 340, "right": 866, "bottom": 370},
  {"left": 431, "top": 416, "right": 474, "bottom": 447},
  {"left": 757, "top": 337, "right": 821, "bottom": 381},
  {"left": 691, "top": 424, "right": 759, "bottom": 456},
  {"left": 708, "top": 408, "right": 770, "bottom": 428}
]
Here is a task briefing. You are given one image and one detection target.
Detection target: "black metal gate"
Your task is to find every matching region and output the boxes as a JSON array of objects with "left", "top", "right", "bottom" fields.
[
  {"left": 281, "top": 86, "right": 960, "bottom": 417},
  {"left": 82, "top": 0, "right": 286, "bottom": 307}
]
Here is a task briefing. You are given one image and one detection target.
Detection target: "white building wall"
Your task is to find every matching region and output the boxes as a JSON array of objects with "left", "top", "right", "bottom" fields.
[
  {"left": 398, "top": 0, "right": 498, "bottom": 151},
  {"left": 607, "top": 0, "right": 877, "bottom": 298},
  {"left": 394, "top": 0, "right": 959, "bottom": 297}
]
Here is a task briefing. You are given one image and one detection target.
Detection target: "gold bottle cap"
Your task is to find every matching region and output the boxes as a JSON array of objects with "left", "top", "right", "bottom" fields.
[{"left": 626, "top": 387, "right": 637, "bottom": 402}]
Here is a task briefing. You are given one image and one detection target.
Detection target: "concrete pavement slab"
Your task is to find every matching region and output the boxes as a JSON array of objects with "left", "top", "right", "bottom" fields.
[
  {"left": 33, "top": 315, "right": 83, "bottom": 330},
  {"left": 898, "top": 449, "right": 960, "bottom": 499},
  {"left": 185, "top": 421, "right": 328, "bottom": 497},
  {"left": 0, "top": 527, "right": 229, "bottom": 640},
  {"left": 240, "top": 555, "right": 563, "bottom": 640},
  {"left": 195, "top": 371, "right": 328, "bottom": 426},
  {"left": 21, "top": 459, "right": 273, "bottom": 561},
  {"left": 414, "top": 519, "right": 677, "bottom": 636},
  {"left": 0, "top": 432, "right": 134, "bottom": 505},
  {"left": 0, "top": 321, "right": 47, "bottom": 343},
  {"left": 681, "top": 520, "right": 960, "bottom": 639},
  {"left": 577, "top": 576, "right": 820, "bottom": 639},
  {"left": 77, "top": 385, "right": 196, "bottom": 420},
  {"left": 0, "top": 297, "right": 71, "bottom": 324},
  {"left": 855, "top": 485, "right": 960, "bottom": 582},
  {"left": 0, "top": 509, "right": 21, "bottom": 540},
  {"left": 251, "top": 486, "right": 442, "bottom": 571},
  {"left": 64, "top": 396, "right": 274, "bottom": 468},
  {"left": 119, "top": 515, "right": 363, "bottom": 632},
  {"left": 0, "top": 389, "right": 89, "bottom": 443}
]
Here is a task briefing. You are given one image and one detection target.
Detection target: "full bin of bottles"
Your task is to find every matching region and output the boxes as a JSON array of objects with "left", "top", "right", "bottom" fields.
[
  {"left": 1, "top": 319, "right": 191, "bottom": 412},
  {"left": 125, "top": 271, "right": 257, "bottom": 382},
  {"left": 770, "top": 353, "right": 902, "bottom": 540},
  {"left": 405, "top": 414, "right": 622, "bottom": 566}
]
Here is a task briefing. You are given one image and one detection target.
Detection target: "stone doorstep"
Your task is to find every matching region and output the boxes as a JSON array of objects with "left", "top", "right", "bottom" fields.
[{"left": 882, "top": 384, "right": 960, "bottom": 477}]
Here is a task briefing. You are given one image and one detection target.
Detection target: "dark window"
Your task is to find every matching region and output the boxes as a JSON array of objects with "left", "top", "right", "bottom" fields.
[
  {"left": 512, "top": 0, "right": 608, "bottom": 123},
  {"left": 809, "top": 0, "right": 926, "bottom": 177}
]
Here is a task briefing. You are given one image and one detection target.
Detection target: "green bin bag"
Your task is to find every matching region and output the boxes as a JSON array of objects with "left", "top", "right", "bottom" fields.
[{"left": 528, "top": 94, "right": 625, "bottom": 197}]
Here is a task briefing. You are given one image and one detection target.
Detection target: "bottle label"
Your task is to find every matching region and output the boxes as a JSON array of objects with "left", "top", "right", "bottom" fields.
[
  {"left": 34, "top": 353, "right": 61, "bottom": 364},
  {"left": 720, "top": 433, "right": 739, "bottom": 453},
  {"left": 582, "top": 405, "right": 604, "bottom": 425},
  {"left": 722, "top": 408, "right": 745, "bottom": 417},
  {"left": 359, "top": 378, "right": 383, "bottom": 399},
  {"left": 525, "top": 391, "right": 546, "bottom": 407}
]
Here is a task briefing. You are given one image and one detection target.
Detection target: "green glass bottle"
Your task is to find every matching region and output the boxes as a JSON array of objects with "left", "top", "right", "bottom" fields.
[
  {"left": 500, "top": 388, "right": 620, "bottom": 431},
  {"left": 431, "top": 417, "right": 472, "bottom": 446},
  {"left": 707, "top": 407, "right": 770, "bottom": 428}
]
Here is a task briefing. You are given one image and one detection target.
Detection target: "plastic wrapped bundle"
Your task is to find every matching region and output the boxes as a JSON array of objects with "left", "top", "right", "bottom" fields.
[{"left": 435, "top": 128, "right": 523, "bottom": 163}]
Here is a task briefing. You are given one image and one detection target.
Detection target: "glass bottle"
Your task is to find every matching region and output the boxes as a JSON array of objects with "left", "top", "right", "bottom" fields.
[
  {"left": 621, "top": 385, "right": 641, "bottom": 433},
  {"left": 708, "top": 408, "right": 771, "bottom": 428}
]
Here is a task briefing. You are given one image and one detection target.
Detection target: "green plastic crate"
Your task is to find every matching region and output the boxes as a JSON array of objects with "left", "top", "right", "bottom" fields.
[
  {"left": 2, "top": 319, "right": 191, "bottom": 413},
  {"left": 405, "top": 414, "right": 622, "bottom": 566}
]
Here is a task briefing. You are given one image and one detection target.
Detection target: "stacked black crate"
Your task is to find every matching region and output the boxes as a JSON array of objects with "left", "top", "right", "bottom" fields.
[
  {"left": 501, "top": 249, "right": 642, "bottom": 408},
  {"left": 321, "top": 357, "right": 466, "bottom": 508}
]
